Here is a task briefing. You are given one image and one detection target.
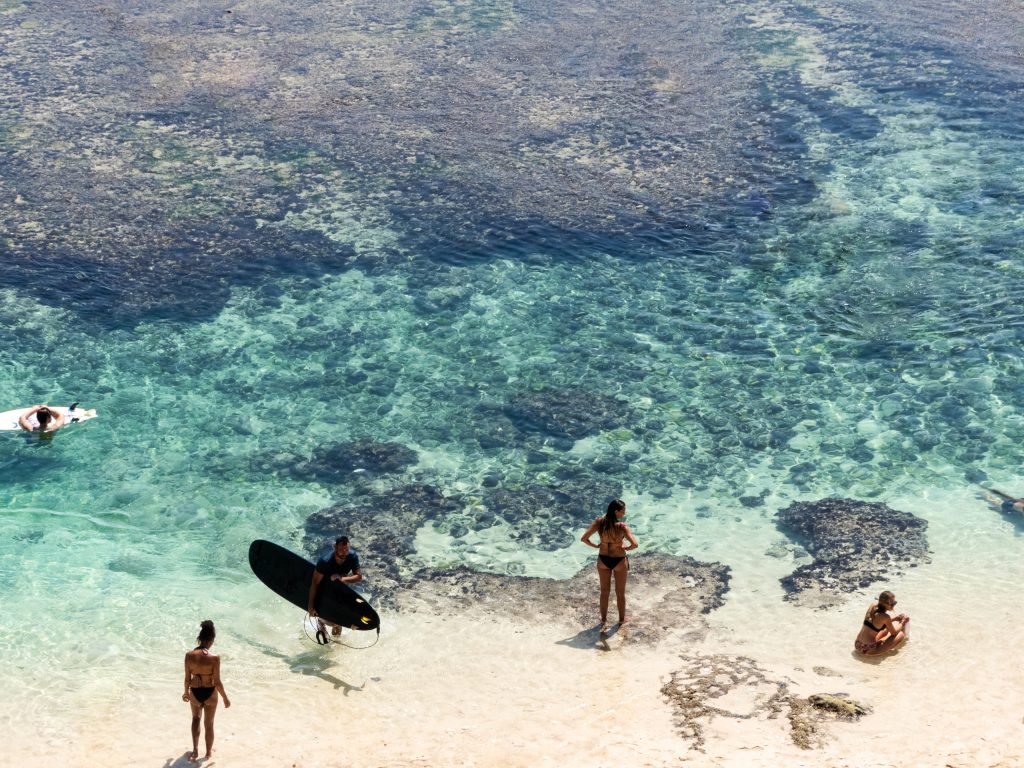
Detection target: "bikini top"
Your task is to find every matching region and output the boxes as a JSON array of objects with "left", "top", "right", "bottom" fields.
[
  {"left": 863, "top": 618, "right": 884, "bottom": 632},
  {"left": 190, "top": 647, "right": 214, "bottom": 682}
]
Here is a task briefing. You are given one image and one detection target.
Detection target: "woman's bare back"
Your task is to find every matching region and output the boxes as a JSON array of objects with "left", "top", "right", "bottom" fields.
[
  {"left": 598, "top": 521, "right": 627, "bottom": 556},
  {"left": 186, "top": 648, "right": 217, "bottom": 687}
]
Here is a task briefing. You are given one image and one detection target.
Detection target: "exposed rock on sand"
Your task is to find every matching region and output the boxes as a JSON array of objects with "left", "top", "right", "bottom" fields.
[
  {"left": 396, "top": 552, "right": 730, "bottom": 644},
  {"left": 661, "top": 654, "right": 791, "bottom": 750},
  {"left": 304, "top": 482, "right": 729, "bottom": 644},
  {"left": 662, "top": 655, "right": 873, "bottom": 751},
  {"left": 788, "top": 693, "right": 872, "bottom": 749},
  {"left": 775, "top": 497, "right": 931, "bottom": 607}
]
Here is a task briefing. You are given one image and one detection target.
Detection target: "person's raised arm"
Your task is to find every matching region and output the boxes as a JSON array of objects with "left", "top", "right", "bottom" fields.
[
  {"left": 308, "top": 569, "right": 324, "bottom": 616},
  {"left": 581, "top": 520, "right": 600, "bottom": 548},
  {"left": 213, "top": 656, "right": 230, "bottom": 708},
  {"left": 18, "top": 405, "right": 41, "bottom": 432}
]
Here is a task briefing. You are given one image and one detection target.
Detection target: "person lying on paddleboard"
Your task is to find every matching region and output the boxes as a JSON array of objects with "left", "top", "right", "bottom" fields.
[
  {"left": 308, "top": 536, "right": 363, "bottom": 637},
  {"left": 19, "top": 405, "right": 66, "bottom": 433},
  {"left": 981, "top": 487, "right": 1024, "bottom": 516}
]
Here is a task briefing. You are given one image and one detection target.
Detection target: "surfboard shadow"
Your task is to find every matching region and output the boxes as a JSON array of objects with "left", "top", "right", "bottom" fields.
[{"left": 233, "top": 633, "right": 367, "bottom": 695}]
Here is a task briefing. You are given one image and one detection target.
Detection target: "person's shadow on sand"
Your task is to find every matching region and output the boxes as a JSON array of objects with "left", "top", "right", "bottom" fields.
[
  {"left": 162, "top": 753, "right": 214, "bottom": 767},
  {"left": 556, "top": 623, "right": 621, "bottom": 652},
  {"left": 851, "top": 642, "right": 910, "bottom": 664},
  {"left": 234, "top": 633, "right": 366, "bottom": 694}
]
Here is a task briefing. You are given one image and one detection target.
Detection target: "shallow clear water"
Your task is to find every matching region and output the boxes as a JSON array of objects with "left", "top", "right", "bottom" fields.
[{"left": 1, "top": 0, "right": 1023, "bottom": 752}]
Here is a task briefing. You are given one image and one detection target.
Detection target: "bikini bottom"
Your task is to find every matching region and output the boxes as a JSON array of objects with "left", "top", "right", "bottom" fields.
[
  {"left": 598, "top": 555, "right": 626, "bottom": 569},
  {"left": 191, "top": 687, "right": 215, "bottom": 703}
]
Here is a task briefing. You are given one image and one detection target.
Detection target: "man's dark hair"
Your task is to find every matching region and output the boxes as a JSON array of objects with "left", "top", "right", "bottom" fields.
[{"left": 335, "top": 536, "right": 349, "bottom": 546}]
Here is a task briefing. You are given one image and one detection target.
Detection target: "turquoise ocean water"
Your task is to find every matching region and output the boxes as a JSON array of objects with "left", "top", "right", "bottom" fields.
[{"left": 2, "top": 0, "right": 1023, "bottom": 754}]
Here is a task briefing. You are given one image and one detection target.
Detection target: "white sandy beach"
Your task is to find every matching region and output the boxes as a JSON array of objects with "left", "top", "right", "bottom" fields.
[{"left": 6, "top": 489, "right": 1024, "bottom": 768}]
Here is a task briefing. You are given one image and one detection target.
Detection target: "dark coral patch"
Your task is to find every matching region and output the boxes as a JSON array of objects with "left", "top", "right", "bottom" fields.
[
  {"left": 503, "top": 388, "right": 633, "bottom": 441},
  {"left": 301, "top": 439, "right": 418, "bottom": 481},
  {"left": 775, "top": 498, "right": 930, "bottom": 606}
]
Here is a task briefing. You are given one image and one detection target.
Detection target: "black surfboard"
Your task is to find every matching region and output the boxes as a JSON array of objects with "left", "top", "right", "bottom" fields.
[{"left": 248, "top": 539, "right": 380, "bottom": 631}]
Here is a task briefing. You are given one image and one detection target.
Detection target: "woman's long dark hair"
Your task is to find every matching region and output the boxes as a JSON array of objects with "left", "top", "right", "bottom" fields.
[
  {"left": 196, "top": 619, "right": 216, "bottom": 647},
  {"left": 598, "top": 499, "right": 625, "bottom": 535}
]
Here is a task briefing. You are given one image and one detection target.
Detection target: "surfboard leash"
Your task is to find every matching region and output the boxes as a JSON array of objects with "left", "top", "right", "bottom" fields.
[{"left": 303, "top": 613, "right": 381, "bottom": 649}]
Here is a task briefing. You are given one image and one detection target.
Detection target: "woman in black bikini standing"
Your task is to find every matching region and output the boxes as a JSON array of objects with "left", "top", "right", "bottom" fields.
[
  {"left": 581, "top": 498, "right": 638, "bottom": 630},
  {"left": 183, "top": 620, "right": 231, "bottom": 762}
]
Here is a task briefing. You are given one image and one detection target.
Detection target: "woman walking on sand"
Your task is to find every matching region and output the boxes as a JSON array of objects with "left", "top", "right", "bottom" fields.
[
  {"left": 854, "top": 590, "right": 910, "bottom": 656},
  {"left": 183, "top": 620, "right": 231, "bottom": 762},
  {"left": 581, "top": 498, "right": 638, "bottom": 630}
]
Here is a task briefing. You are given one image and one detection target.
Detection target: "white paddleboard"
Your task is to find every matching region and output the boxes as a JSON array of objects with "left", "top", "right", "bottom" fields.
[{"left": 0, "top": 404, "right": 98, "bottom": 431}]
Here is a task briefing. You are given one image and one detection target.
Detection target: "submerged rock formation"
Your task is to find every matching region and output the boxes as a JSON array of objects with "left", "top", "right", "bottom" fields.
[
  {"left": 503, "top": 387, "right": 634, "bottom": 441},
  {"left": 304, "top": 483, "right": 466, "bottom": 590},
  {"left": 479, "top": 469, "right": 621, "bottom": 551},
  {"left": 303, "top": 439, "right": 419, "bottom": 480},
  {"left": 258, "top": 439, "right": 419, "bottom": 484},
  {"left": 775, "top": 498, "right": 930, "bottom": 607}
]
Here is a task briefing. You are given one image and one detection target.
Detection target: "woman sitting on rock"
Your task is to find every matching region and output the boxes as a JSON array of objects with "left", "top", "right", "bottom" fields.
[{"left": 854, "top": 590, "right": 909, "bottom": 656}]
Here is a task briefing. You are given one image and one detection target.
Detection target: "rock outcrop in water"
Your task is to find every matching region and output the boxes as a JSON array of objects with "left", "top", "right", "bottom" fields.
[{"left": 775, "top": 498, "right": 930, "bottom": 607}]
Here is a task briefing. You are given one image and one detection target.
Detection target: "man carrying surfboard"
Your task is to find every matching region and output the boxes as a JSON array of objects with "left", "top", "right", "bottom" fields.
[
  {"left": 18, "top": 404, "right": 66, "bottom": 433},
  {"left": 308, "top": 536, "right": 363, "bottom": 636}
]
